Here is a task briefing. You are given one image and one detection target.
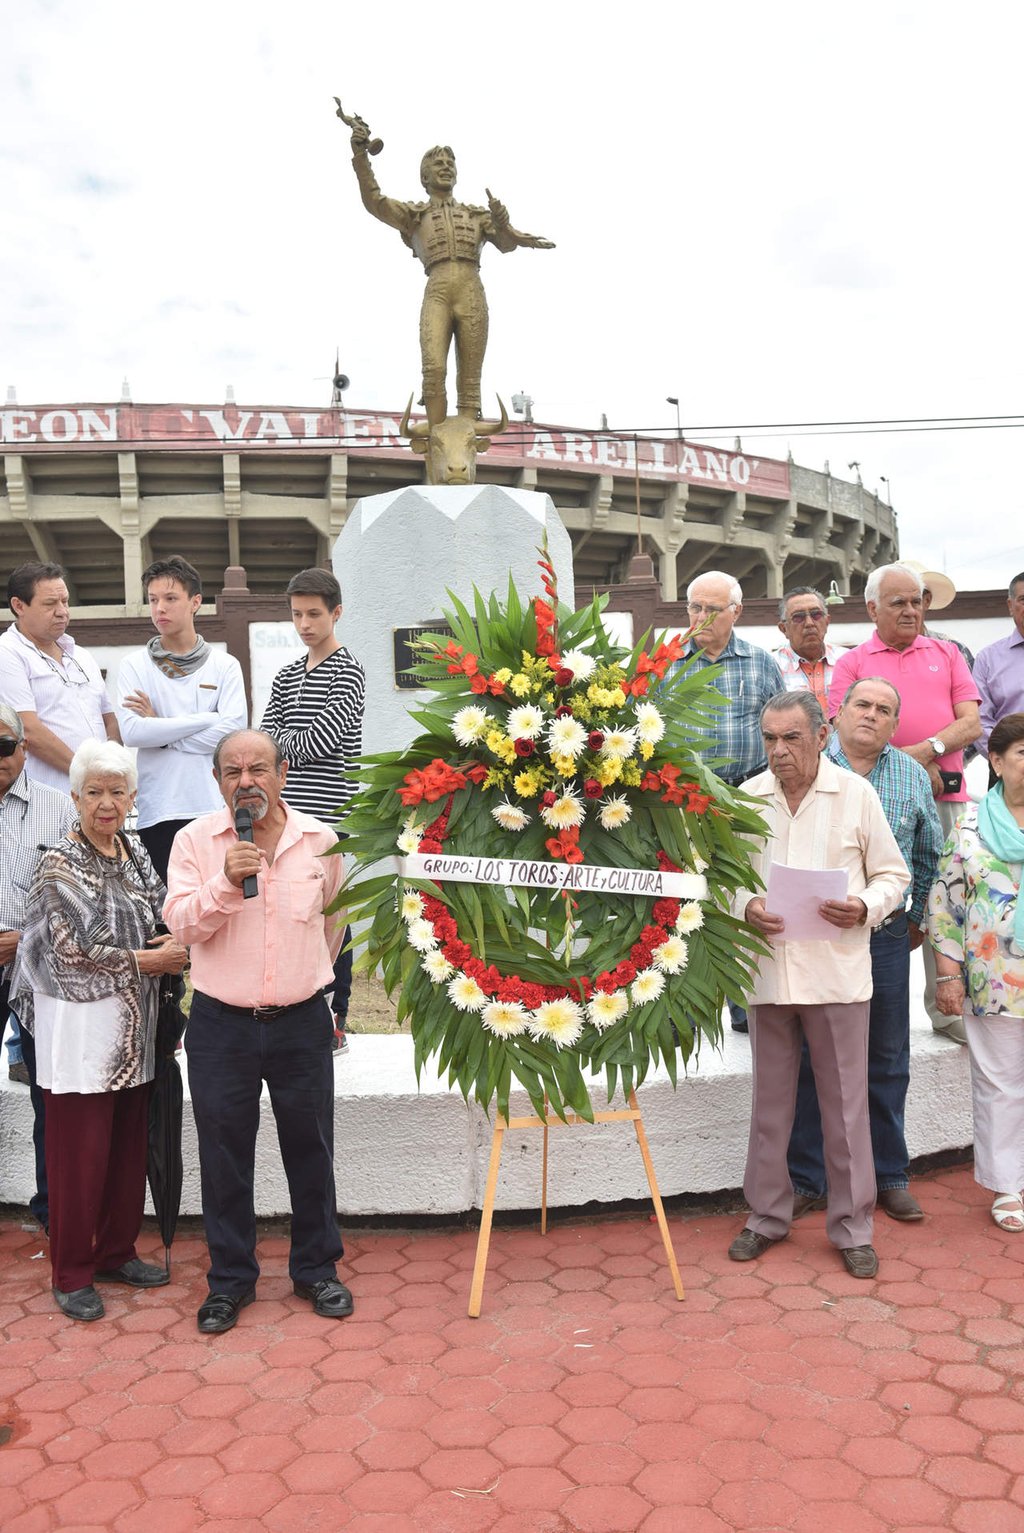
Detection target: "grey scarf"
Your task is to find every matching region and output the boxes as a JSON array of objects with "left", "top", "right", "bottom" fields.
[{"left": 146, "top": 634, "right": 211, "bottom": 678}]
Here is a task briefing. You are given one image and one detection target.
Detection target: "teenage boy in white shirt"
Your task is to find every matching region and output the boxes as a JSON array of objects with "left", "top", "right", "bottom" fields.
[{"left": 116, "top": 556, "right": 248, "bottom": 881}]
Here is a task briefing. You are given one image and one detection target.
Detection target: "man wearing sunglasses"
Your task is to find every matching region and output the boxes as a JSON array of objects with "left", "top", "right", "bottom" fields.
[
  {"left": 0, "top": 562, "right": 119, "bottom": 794},
  {"left": 774, "top": 588, "right": 845, "bottom": 713}
]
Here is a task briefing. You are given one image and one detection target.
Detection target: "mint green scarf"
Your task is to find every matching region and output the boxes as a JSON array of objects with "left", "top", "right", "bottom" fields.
[{"left": 978, "top": 782, "right": 1024, "bottom": 956}]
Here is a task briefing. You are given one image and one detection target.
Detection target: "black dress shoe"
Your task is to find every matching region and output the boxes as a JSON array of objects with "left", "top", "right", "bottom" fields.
[
  {"left": 728, "top": 1228, "right": 785, "bottom": 1262},
  {"left": 293, "top": 1277, "right": 354, "bottom": 1318},
  {"left": 53, "top": 1285, "right": 105, "bottom": 1321},
  {"left": 197, "top": 1289, "right": 256, "bottom": 1334},
  {"left": 95, "top": 1257, "right": 170, "bottom": 1288}
]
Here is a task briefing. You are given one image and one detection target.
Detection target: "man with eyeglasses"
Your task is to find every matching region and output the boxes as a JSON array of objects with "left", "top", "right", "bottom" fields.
[
  {"left": 0, "top": 703, "right": 75, "bottom": 1227},
  {"left": 0, "top": 562, "right": 120, "bottom": 794},
  {"left": 829, "top": 562, "right": 981, "bottom": 1043},
  {"left": 669, "top": 571, "right": 784, "bottom": 1034},
  {"left": 774, "top": 588, "right": 844, "bottom": 713}
]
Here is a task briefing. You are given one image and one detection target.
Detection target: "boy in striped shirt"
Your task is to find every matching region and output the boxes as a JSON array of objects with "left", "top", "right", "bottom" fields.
[{"left": 261, "top": 569, "right": 365, "bottom": 1052}]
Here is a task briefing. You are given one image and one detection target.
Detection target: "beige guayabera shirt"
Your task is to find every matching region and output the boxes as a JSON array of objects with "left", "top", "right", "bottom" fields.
[{"left": 733, "top": 755, "right": 909, "bottom": 1007}]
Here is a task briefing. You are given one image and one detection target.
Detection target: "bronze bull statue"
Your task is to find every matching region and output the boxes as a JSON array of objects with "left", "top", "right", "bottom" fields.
[{"left": 399, "top": 397, "right": 509, "bottom": 486}]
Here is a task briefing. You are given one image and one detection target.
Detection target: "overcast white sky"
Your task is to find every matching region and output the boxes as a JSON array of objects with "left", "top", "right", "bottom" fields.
[{"left": 3, "top": 0, "right": 1022, "bottom": 592}]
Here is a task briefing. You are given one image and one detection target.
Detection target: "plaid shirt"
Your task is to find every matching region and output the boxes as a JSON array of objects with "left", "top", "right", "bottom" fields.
[
  {"left": 668, "top": 635, "right": 784, "bottom": 785},
  {"left": 826, "top": 737, "right": 943, "bottom": 925}
]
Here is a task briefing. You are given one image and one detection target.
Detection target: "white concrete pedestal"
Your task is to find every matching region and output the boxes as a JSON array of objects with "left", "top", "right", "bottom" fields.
[{"left": 333, "top": 483, "right": 574, "bottom": 757}]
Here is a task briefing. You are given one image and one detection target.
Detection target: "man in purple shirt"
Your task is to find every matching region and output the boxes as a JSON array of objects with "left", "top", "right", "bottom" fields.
[
  {"left": 974, "top": 572, "right": 1024, "bottom": 756},
  {"left": 828, "top": 562, "right": 981, "bottom": 1044}
]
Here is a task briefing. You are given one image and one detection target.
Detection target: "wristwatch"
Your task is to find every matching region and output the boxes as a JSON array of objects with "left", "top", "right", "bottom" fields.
[{"left": 928, "top": 735, "right": 946, "bottom": 757}]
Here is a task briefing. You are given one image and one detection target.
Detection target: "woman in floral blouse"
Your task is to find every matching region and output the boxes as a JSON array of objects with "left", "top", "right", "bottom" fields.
[{"left": 928, "top": 713, "right": 1024, "bottom": 1231}]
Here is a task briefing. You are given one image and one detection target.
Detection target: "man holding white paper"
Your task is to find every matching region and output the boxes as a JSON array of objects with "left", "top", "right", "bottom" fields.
[{"left": 728, "top": 692, "right": 909, "bottom": 1279}]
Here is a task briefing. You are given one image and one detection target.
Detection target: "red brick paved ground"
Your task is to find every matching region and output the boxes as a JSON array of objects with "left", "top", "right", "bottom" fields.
[{"left": 2, "top": 1163, "right": 1024, "bottom": 1532}]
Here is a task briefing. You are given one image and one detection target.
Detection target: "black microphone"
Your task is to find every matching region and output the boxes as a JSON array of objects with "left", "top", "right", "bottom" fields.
[{"left": 234, "top": 805, "right": 259, "bottom": 899}]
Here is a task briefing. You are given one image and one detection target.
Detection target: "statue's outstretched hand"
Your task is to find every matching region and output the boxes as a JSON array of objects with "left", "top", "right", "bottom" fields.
[
  {"left": 486, "top": 189, "right": 510, "bottom": 230},
  {"left": 487, "top": 188, "right": 555, "bottom": 250}
]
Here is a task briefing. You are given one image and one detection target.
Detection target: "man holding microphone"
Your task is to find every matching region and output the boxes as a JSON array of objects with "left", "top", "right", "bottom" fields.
[{"left": 165, "top": 729, "right": 351, "bottom": 1333}]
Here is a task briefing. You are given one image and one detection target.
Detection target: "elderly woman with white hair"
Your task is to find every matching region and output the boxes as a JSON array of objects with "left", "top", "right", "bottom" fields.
[{"left": 11, "top": 738, "right": 188, "bottom": 1321}]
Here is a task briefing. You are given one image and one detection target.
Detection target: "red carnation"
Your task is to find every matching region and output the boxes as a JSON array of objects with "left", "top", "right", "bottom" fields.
[
  {"left": 614, "top": 960, "right": 637, "bottom": 986},
  {"left": 541, "top": 790, "right": 558, "bottom": 808}
]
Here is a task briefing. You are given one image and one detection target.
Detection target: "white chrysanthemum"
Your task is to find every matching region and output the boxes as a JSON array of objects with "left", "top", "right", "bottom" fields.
[
  {"left": 481, "top": 1000, "right": 531, "bottom": 1038},
  {"left": 635, "top": 702, "right": 665, "bottom": 744},
  {"left": 529, "top": 997, "right": 585, "bottom": 1048},
  {"left": 676, "top": 902, "right": 705, "bottom": 933},
  {"left": 447, "top": 974, "right": 487, "bottom": 1012},
  {"left": 598, "top": 796, "right": 632, "bottom": 831},
  {"left": 506, "top": 703, "right": 545, "bottom": 740},
  {"left": 631, "top": 968, "right": 665, "bottom": 1005},
  {"left": 587, "top": 991, "right": 629, "bottom": 1032},
  {"left": 422, "top": 950, "right": 454, "bottom": 983},
  {"left": 397, "top": 829, "right": 422, "bottom": 855},
  {"left": 600, "top": 728, "right": 637, "bottom": 761},
  {"left": 560, "top": 648, "right": 597, "bottom": 683},
  {"left": 540, "top": 790, "right": 585, "bottom": 829},
  {"left": 451, "top": 704, "right": 492, "bottom": 746},
  {"left": 652, "top": 935, "right": 689, "bottom": 974},
  {"left": 401, "top": 891, "right": 425, "bottom": 921},
  {"left": 491, "top": 800, "right": 531, "bottom": 832},
  {"left": 406, "top": 917, "right": 439, "bottom": 952},
  {"left": 547, "top": 715, "right": 588, "bottom": 758}
]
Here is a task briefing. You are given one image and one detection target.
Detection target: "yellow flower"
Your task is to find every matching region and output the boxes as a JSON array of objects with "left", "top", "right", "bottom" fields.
[
  {"left": 551, "top": 753, "right": 578, "bottom": 778},
  {"left": 621, "top": 761, "right": 642, "bottom": 786},
  {"left": 639, "top": 740, "right": 655, "bottom": 760},
  {"left": 514, "top": 769, "right": 542, "bottom": 797},
  {"left": 509, "top": 673, "right": 532, "bottom": 698},
  {"left": 609, "top": 687, "right": 626, "bottom": 707},
  {"left": 493, "top": 667, "right": 512, "bottom": 685},
  {"left": 570, "top": 698, "right": 593, "bottom": 722},
  {"left": 543, "top": 692, "right": 555, "bottom": 706},
  {"left": 596, "top": 759, "right": 622, "bottom": 786},
  {"left": 482, "top": 767, "right": 507, "bottom": 790}
]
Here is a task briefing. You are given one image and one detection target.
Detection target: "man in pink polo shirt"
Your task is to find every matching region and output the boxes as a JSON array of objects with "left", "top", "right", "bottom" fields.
[
  {"left": 829, "top": 562, "right": 981, "bottom": 1043},
  {"left": 165, "top": 729, "right": 352, "bottom": 1333}
]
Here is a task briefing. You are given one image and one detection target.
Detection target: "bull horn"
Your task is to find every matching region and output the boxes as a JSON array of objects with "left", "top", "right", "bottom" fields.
[
  {"left": 399, "top": 393, "right": 430, "bottom": 441},
  {"left": 475, "top": 395, "right": 509, "bottom": 440}
]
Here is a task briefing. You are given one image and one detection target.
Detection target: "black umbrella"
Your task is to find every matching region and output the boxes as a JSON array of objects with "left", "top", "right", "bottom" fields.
[{"left": 147, "top": 974, "right": 188, "bottom": 1275}]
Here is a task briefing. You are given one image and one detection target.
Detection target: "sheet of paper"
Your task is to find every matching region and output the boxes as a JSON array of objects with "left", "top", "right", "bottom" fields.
[{"left": 764, "top": 863, "right": 849, "bottom": 942}]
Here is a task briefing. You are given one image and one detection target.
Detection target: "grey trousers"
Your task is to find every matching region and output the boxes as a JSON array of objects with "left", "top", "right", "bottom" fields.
[{"left": 745, "top": 1001, "right": 875, "bottom": 1249}]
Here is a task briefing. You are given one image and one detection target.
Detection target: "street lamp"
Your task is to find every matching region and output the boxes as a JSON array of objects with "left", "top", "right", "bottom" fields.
[
  {"left": 879, "top": 474, "right": 892, "bottom": 506},
  {"left": 666, "top": 396, "right": 682, "bottom": 439}
]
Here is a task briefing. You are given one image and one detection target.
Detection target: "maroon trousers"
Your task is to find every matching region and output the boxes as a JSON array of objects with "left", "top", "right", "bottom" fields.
[{"left": 43, "top": 1082, "right": 151, "bottom": 1292}]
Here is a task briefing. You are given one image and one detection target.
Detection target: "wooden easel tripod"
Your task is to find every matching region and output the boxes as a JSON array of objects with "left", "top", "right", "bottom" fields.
[{"left": 467, "top": 1089, "right": 685, "bottom": 1316}]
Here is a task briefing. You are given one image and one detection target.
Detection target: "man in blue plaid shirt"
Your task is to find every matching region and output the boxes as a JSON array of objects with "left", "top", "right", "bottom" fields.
[
  {"left": 788, "top": 677, "right": 943, "bottom": 1223},
  {"left": 670, "top": 571, "right": 785, "bottom": 787},
  {"left": 669, "top": 571, "right": 784, "bottom": 1033}
]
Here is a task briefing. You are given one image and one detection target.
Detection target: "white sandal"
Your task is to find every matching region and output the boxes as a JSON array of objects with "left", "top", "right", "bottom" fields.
[{"left": 991, "top": 1195, "right": 1024, "bottom": 1233}]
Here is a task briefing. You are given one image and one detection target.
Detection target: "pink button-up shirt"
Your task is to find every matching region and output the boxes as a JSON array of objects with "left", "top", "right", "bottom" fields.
[{"left": 164, "top": 803, "right": 345, "bottom": 1009}]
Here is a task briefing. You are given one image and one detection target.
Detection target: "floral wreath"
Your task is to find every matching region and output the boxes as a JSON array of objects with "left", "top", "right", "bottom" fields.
[{"left": 340, "top": 543, "right": 767, "bottom": 1120}]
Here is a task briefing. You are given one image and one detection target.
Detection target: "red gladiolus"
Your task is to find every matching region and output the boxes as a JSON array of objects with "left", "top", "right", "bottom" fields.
[
  {"left": 624, "top": 675, "right": 650, "bottom": 697},
  {"left": 640, "top": 771, "right": 662, "bottom": 793},
  {"left": 545, "top": 826, "right": 584, "bottom": 864},
  {"left": 466, "top": 762, "right": 489, "bottom": 784}
]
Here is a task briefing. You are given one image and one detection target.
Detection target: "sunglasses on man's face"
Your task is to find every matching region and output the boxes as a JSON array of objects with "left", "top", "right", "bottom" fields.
[{"left": 0, "top": 737, "right": 22, "bottom": 757}]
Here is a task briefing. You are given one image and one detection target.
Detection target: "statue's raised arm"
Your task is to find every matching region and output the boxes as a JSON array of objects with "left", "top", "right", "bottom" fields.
[{"left": 335, "top": 97, "right": 555, "bottom": 438}]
